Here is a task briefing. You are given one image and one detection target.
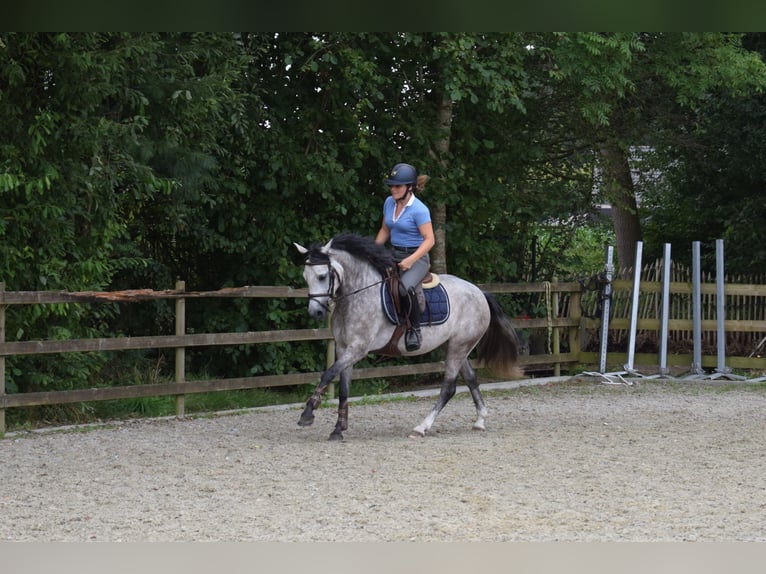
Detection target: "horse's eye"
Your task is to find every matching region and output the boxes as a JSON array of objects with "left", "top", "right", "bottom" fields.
[{"left": 317, "top": 273, "right": 328, "bottom": 282}]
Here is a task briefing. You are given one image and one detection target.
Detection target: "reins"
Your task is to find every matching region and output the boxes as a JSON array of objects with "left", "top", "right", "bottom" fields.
[
  {"left": 304, "top": 257, "right": 390, "bottom": 312},
  {"left": 335, "top": 278, "right": 387, "bottom": 300}
]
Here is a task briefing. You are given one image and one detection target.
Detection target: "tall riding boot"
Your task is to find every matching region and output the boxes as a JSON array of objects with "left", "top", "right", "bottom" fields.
[{"left": 405, "top": 286, "right": 422, "bottom": 351}]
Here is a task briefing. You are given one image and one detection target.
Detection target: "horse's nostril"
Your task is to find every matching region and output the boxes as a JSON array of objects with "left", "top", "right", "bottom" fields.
[{"left": 310, "top": 309, "right": 325, "bottom": 320}]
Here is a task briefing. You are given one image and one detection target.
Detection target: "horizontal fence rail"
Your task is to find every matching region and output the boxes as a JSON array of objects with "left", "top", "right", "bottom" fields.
[
  {"left": 0, "top": 280, "right": 582, "bottom": 435},
  {"left": 580, "top": 260, "right": 766, "bottom": 362},
  {"left": 2, "top": 268, "right": 766, "bottom": 435}
]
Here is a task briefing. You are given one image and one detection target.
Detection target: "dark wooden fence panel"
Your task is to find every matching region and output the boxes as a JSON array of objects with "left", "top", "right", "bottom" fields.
[
  {"left": 0, "top": 281, "right": 582, "bottom": 434},
  {"left": 580, "top": 261, "right": 766, "bottom": 359},
  {"left": 2, "top": 271, "right": 765, "bottom": 435}
]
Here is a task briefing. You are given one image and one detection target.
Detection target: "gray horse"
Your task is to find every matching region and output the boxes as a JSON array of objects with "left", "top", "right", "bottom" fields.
[{"left": 294, "top": 232, "right": 522, "bottom": 440}]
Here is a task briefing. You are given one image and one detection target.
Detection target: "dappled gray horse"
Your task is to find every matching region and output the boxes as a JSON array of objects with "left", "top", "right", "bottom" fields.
[{"left": 294, "top": 232, "right": 522, "bottom": 440}]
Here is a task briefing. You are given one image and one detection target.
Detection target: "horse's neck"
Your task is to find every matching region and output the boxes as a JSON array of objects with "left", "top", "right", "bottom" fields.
[{"left": 333, "top": 252, "right": 380, "bottom": 300}]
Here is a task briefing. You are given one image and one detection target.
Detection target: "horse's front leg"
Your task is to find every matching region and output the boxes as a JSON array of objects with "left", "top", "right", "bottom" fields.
[
  {"left": 298, "top": 361, "right": 345, "bottom": 427},
  {"left": 329, "top": 367, "right": 352, "bottom": 441}
]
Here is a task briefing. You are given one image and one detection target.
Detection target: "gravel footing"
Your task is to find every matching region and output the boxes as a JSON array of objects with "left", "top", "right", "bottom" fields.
[{"left": 2, "top": 377, "right": 765, "bottom": 542}]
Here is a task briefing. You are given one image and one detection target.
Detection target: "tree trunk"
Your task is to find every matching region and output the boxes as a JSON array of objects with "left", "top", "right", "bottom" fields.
[
  {"left": 430, "top": 203, "right": 448, "bottom": 274},
  {"left": 599, "top": 140, "right": 643, "bottom": 271},
  {"left": 429, "top": 91, "right": 453, "bottom": 274}
]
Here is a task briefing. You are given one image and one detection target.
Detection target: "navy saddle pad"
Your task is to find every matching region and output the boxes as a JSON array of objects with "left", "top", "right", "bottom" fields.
[{"left": 380, "top": 283, "right": 451, "bottom": 326}]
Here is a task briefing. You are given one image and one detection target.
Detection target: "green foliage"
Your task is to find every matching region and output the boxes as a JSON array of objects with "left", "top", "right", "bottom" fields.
[
  {"left": 3, "top": 33, "right": 766, "bottom": 426},
  {"left": 537, "top": 220, "right": 616, "bottom": 281},
  {"left": 542, "top": 32, "right": 643, "bottom": 126},
  {"left": 641, "top": 79, "right": 766, "bottom": 274}
]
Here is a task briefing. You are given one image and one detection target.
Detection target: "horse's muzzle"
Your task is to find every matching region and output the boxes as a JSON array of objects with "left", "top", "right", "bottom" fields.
[{"left": 308, "top": 302, "right": 327, "bottom": 321}]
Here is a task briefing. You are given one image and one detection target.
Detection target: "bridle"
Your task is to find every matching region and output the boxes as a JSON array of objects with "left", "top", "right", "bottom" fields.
[
  {"left": 304, "top": 258, "right": 341, "bottom": 314},
  {"left": 304, "top": 253, "right": 388, "bottom": 314}
]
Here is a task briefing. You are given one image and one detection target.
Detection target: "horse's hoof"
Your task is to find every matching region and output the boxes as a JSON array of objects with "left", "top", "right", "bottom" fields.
[
  {"left": 298, "top": 414, "right": 315, "bottom": 427},
  {"left": 408, "top": 427, "right": 426, "bottom": 439},
  {"left": 329, "top": 431, "right": 344, "bottom": 441},
  {"left": 472, "top": 422, "right": 486, "bottom": 431}
]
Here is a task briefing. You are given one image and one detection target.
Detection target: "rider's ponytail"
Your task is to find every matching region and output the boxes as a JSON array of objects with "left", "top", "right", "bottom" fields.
[{"left": 416, "top": 174, "right": 430, "bottom": 193}]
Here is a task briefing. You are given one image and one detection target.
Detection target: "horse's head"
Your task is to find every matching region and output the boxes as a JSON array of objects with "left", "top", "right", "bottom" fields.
[{"left": 294, "top": 239, "right": 339, "bottom": 321}]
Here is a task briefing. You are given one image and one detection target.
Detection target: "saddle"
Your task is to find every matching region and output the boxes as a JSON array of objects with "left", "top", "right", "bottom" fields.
[{"left": 373, "top": 267, "right": 450, "bottom": 356}]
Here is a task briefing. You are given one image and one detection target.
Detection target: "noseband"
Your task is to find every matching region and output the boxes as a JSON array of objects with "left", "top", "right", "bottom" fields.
[
  {"left": 303, "top": 251, "right": 386, "bottom": 312},
  {"left": 304, "top": 251, "right": 340, "bottom": 313}
]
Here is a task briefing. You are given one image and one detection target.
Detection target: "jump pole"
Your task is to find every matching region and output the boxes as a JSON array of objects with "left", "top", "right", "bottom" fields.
[
  {"left": 657, "top": 242, "right": 672, "bottom": 377},
  {"left": 598, "top": 245, "right": 615, "bottom": 374},
  {"left": 688, "top": 241, "right": 704, "bottom": 377},
  {"left": 584, "top": 245, "right": 633, "bottom": 384},
  {"left": 623, "top": 240, "right": 643, "bottom": 376},
  {"left": 716, "top": 239, "right": 727, "bottom": 373},
  {"left": 710, "top": 239, "right": 745, "bottom": 381}
]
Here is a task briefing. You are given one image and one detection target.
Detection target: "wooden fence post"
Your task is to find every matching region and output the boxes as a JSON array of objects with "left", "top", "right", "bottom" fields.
[
  {"left": 174, "top": 280, "right": 186, "bottom": 418},
  {"left": 1, "top": 282, "right": 5, "bottom": 437},
  {"left": 569, "top": 286, "right": 582, "bottom": 365}
]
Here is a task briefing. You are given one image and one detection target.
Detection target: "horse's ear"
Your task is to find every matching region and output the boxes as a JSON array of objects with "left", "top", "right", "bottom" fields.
[
  {"left": 294, "top": 242, "right": 308, "bottom": 255},
  {"left": 321, "top": 238, "right": 333, "bottom": 252}
]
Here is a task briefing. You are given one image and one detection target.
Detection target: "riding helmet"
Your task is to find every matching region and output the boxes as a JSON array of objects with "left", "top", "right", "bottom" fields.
[{"left": 384, "top": 163, "right": 417, "bottom": 186}]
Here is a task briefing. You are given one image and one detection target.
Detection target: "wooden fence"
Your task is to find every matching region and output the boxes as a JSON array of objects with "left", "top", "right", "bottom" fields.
[
  {"left": 578, "top": 261, "right": 766, "bottom": 371},
  {"left": 0, "top": 280, "right": 582, "bottom": 435},
  {"left": 1, "top": 269, "right": 765, "bottom": 435}
]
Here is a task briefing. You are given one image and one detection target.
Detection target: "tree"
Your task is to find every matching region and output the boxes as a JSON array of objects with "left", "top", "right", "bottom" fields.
[
  {"left": 540, "top": 32, "right": 766, "bottom": 268},
  {"left": 641, "top": 34, "right": 766, "bottom": 274},
  {"left": 0, "top": 33, "right": 175, "bottom": 395},
  {"left": 6, "top": 32, "right": 766, "bottom": 408},
  {"left": 382, "top": 33, "right": 533, "bottom": 275}
]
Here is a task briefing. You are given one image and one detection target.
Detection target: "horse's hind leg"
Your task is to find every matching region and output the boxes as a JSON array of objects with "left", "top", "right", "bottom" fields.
[
  {"left": 461, "top": 360, "right": 488, "bottom": 431},
  {"left": 410, "top": 373, "right": 458, "bottom": 438}
]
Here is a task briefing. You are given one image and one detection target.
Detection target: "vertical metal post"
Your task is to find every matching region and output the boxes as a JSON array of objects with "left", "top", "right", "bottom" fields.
[
  {"left": 706, "top": 239, "right": 744, "bottom": 381},
  {"left": 658, "top": 243, "right": 671, "bottom": 376},
  {"left": 690, "top": 241, "right": 703, "bottom": 375},
  {"left": 598, "top": 246, "right": 614, "bottom": 374},
  {"left": 624, "top": 241, "right": 643, "bottom": 373},
  {"left": 715, "top": 239, "right": 729, "bottom": 374},
  {"left": 175, "top": 280, "right": 186, "bottom": 418}
]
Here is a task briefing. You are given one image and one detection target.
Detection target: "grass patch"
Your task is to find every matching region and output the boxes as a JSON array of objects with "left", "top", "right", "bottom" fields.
[{"left": 4, "top": 385, "right": 313, "bottom": 432}]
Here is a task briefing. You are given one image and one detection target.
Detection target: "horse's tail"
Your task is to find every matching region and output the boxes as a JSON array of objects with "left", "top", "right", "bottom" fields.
[{"left": 476, "top": 292, "right": 524, "bottom": 379}]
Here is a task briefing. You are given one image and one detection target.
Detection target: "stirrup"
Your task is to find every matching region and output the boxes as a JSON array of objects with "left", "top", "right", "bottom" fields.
[{"left": 405, "top": 328, "right": 422, "bottom": 351}]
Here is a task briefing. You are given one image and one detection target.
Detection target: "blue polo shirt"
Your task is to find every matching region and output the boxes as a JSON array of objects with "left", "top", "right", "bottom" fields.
[{"left": 383, "top": 195, "right": 431, "bottom": 248}]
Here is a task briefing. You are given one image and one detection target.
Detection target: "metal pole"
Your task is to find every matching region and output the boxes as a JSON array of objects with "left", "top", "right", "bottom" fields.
[
  {"left": 624, "top": 241, "right": 643, "bottom": 373},
  {"left": 715, "top": 239, "right": 728, "bottom": 373},
  {"left": 690, "top": 241, "right": 703, "bottom": 375},
  {"left": 709, "top": 240, "right": 745, "bottom": 380},
  {"left": 658, "top": 243, "right": 671, "bottom": 376},
  {"left": 598, "top": 246, "right": 614, "bottom": 374}
]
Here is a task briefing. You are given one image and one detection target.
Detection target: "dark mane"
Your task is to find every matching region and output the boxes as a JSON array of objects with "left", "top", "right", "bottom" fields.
[{"left": 329, "top": 232, "right": 395, "bottom": 277}]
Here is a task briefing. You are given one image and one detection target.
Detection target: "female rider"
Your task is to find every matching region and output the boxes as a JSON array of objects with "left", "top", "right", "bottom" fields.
[{"left": 374, "top": 163, "right": 435, "bottom": 351}]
